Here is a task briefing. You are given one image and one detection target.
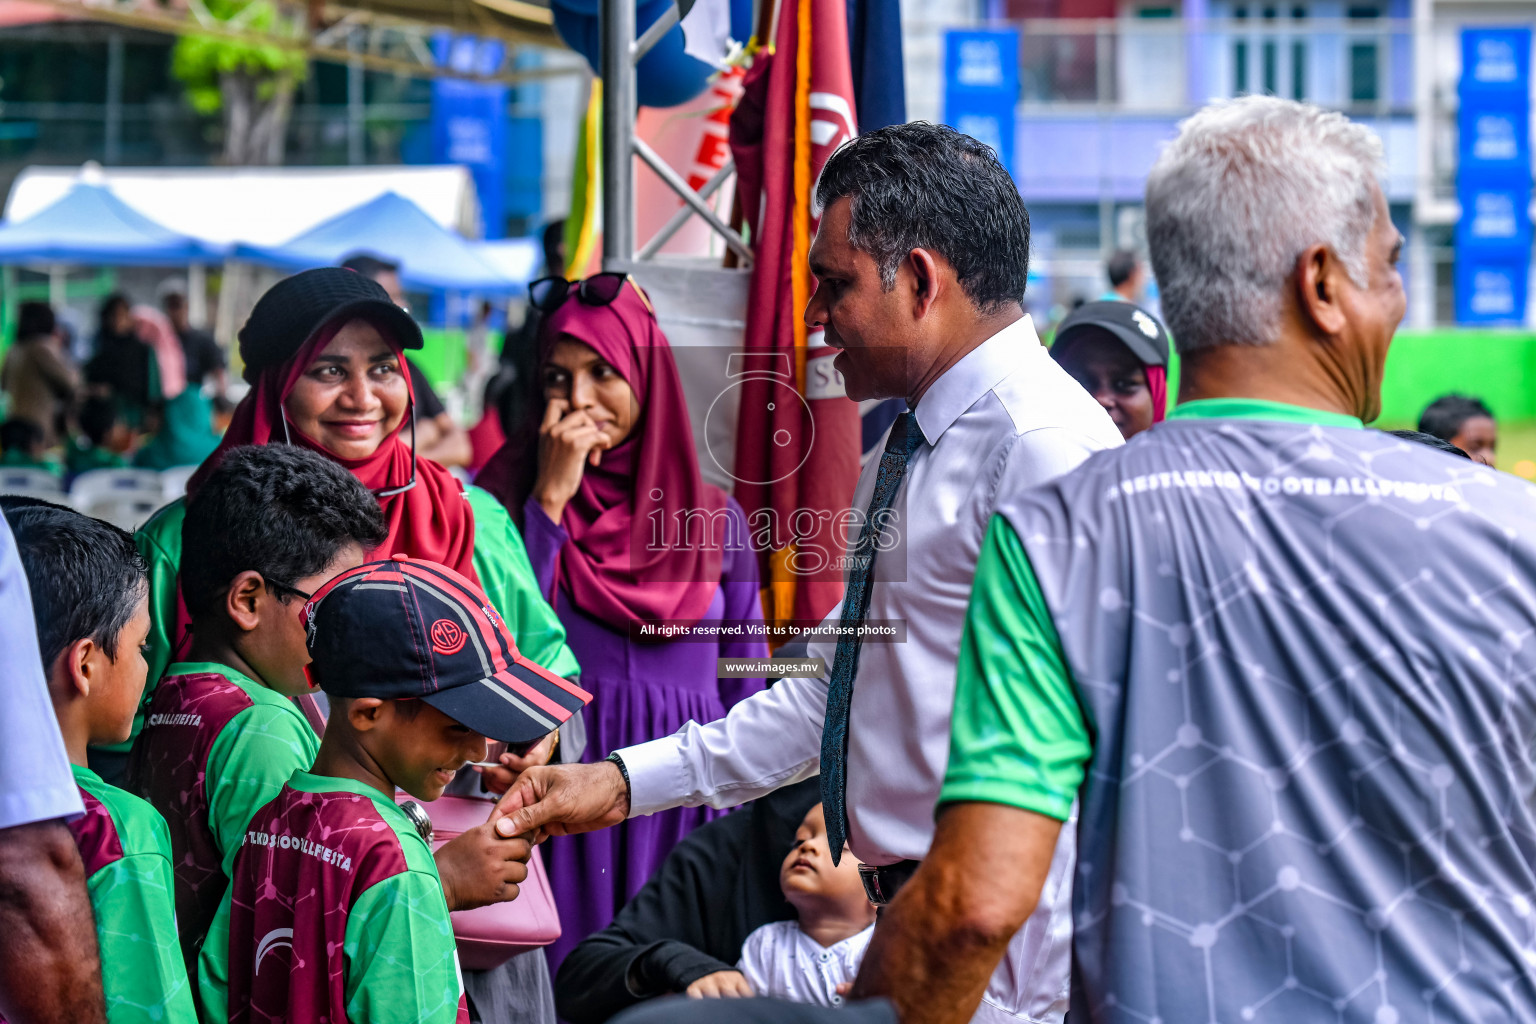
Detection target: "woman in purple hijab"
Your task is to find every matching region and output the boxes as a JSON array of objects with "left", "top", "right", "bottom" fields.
[{"left": 477, "top": 274, "right": 768, "bottom": 978}]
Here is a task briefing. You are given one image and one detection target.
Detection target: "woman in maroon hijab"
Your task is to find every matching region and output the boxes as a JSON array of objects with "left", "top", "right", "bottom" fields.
[{"left": 477, "top": 274, "right": 768, "bottom": 977}]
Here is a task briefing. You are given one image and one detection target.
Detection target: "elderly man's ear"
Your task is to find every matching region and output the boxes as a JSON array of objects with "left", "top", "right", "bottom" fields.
[{"left": 1294, "top": 244, "right": 1350, "bottom": 338}]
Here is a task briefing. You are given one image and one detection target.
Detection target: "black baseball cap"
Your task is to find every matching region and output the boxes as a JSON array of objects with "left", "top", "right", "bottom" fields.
[
  {"left": 303, "top": 556, "right": 591, "bottom": 746},
  {"left": 237, "top": 267, "right": 423, "bottom": 384},
  {"left": 1052, "top": 300, "right": 1170, "bottom": 368}
]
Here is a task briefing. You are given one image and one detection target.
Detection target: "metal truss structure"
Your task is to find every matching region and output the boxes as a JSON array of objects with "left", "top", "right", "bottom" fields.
[{"left": 17, "top": 0, "right": 577, "bottom": 84}]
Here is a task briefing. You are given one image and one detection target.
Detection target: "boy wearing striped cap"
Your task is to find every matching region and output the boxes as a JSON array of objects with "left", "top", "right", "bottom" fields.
[{"left": 198, "top": 556, "right": 591, "bottom": 1024}]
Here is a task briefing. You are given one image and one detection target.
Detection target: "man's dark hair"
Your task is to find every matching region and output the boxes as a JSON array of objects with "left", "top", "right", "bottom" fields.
[
  {"left": 1387, "top": 429, "right": 1472, "bottom": 459},
  {"left": 1, "top": 418, "right": 44, "bottom": 455},
  {"left": 3, "top": 505, "right": 148, "bottom": 668},
  {"left": 340, "top": 253, "right": 400, "bottom": 281},
  {"left": 813, "top": 122, "right": 1029, "bottom": 314},
  {"left": 78, "top": 397, "right": 120, "bottom": 447},
  {"left": 1418, "top": 394, "right": 1493, "bottom": 442},
  {"left": 17, "top": 302, "right": 56, "bottom": 339},
  {"left": 1107, "top": 249, "right": 1141, "bottom": 288},
  {"left": 181, "top": 445, "right": 388, "bottom": 619}
]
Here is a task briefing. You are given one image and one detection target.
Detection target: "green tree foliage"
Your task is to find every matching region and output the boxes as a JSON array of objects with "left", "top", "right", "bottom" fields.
[{"left": 171, "top": 0, "right": 308, "bottom": 164}]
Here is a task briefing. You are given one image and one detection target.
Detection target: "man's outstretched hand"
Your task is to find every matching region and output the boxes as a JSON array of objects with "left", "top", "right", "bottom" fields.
[{"left": 491, "top": 760, "right": 631, "bottom": 842}]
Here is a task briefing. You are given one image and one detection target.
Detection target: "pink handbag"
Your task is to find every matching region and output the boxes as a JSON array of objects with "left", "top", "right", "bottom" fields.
[
  {"left": 295, "top": 694, "right": 562, "bottom": 970},
  {"left": 406, "top": 794, "right": 563, "bottom": 970}
]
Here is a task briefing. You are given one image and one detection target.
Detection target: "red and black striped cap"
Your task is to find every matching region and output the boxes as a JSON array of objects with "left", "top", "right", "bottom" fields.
[{"left": 303, "top": 556, "right": 591, "bottom": 745}]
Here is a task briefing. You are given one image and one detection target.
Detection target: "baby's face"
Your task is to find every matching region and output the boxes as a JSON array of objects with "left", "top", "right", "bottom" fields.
[{"left": 780, "top": 804, "right": 869, "bottom": 911}]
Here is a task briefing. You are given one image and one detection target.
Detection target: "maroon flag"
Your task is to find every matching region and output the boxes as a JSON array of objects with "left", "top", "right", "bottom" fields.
[{"left": 730, "top": 0, "right": 861, "bottom": 638}]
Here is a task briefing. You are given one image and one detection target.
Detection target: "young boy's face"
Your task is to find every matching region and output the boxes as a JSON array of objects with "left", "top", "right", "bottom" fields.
[
  {"left": 248, "top": 543, "right": 366, "bottom": 697},
  {"left": 87, "top": 595, "right": 152, "bottom": 746},
  {"left": 780, "top": 804, "right": 871, "bottom": 915},
  {"left": 366, "top": 700, "right": 489, "bottom": 803}
]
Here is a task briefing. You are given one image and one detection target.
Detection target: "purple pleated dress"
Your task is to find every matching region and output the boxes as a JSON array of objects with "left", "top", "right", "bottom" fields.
[{"left": 521, "top": 493, "right": 768, "bottom": 979}]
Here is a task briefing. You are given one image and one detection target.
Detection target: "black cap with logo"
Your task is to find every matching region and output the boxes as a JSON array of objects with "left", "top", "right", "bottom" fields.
[
  {"left": 1052, "top": 300, "right": 1170, "bottom": 368},
  {"left": 303, "top": 556, "right": 591, "bottom": 746}
]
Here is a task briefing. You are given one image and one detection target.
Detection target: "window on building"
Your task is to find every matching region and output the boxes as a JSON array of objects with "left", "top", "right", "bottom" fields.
[
  {"left": 1348, "top": 5, "right": 1381, "bottom": 105},
  {"left": 1233, "top": 7, "right": 1249, "bottom": 93},
  {"left": 1289, "top": 7, "right": 1306, "bottom": 99}
]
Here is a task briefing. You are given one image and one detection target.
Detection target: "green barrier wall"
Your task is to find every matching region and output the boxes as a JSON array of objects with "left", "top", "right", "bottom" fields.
[
  {"left": 1375, "top": 329, "right": 1536, "bottom": 427},
  {"left": 414, "top": 327, "right": 468, "bottom": 392}
]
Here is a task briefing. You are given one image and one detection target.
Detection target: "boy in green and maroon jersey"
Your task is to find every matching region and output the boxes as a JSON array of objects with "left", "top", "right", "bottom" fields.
[
  {"left": 198, "top": 556, "right": 592, "bottom": 1024},
  {"left": 1, "top": 500, "right": 195, "bottom": 1024},
  {"left": 128, "top": 444, "right": 387, "bottom": 977}
]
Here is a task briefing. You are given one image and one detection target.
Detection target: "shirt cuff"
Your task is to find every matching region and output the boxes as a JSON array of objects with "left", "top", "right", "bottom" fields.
[{"left": 615, "top": 736, "right": 689, "bottom": 818}]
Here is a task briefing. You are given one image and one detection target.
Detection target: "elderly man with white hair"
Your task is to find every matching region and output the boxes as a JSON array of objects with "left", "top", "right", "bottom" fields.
[{"left": 854, "top": 95, "right": 1536, "bottom": 1024}]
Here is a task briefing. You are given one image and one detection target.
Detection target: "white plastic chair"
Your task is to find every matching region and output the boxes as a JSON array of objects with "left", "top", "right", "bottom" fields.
[
  {"left": 160, "top": 465, "right": 200, "bottom": 501},
  {"left": 69, "top": 469, "right": 168, "bottom": 530},
  {"left": 0, "top": 468, "right": 65, "bottom": 498}
]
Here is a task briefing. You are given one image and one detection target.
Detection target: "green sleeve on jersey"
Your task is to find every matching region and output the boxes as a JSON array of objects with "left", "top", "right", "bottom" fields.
[
  {"left": 343, "top": 870, "right": 464, "bottom": 1024},
  {"left": 89, "top": 833, "right": 198, "bottom": 1023},
  {"left": 205, "top": 705, "right": 320, "bottom": 876},
  {"left": 197, "top": 893, "right": 231, "bottom": 1024},
  {"left": 136, "top": 498, "right": 187, "bottom": 712},
  {"left": 941, "top": 514, "right": 1091, "bottom": 822},
  {"left": 467, "top": 485, "right": 580, "bottom": 680}
]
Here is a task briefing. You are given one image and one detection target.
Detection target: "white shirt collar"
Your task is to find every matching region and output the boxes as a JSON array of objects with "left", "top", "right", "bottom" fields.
[{"left": 912, "top": 314, "right": 1042, "bottom": 445}]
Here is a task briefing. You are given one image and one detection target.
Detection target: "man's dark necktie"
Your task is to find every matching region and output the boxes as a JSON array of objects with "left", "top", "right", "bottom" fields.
[{"left": 820, "top": 411, "right": 925, "bottom": 865}]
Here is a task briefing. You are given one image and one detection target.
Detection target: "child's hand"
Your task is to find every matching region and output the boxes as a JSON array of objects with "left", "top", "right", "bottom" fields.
[
  {"left": 434, "top": 818, "right": 531, "bottom": 912},
  {"left": 685, "top": 971, "right": 754, "bottom": 999}
]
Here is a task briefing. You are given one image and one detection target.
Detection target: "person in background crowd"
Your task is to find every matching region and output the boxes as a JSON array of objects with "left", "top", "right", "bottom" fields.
[
  {"left": 4, "top": 503, "right": 195, "bottom": 1024},
  {"left": 134, "top": 266, "right": 583, "bottom": 1024},
  {"left": 493, "top": 122, "right": 1124, "bottom": 1024},
  {"left": 1387, "top": 427, "right": 1472, "bottom": 458},
  {"left": 66, "top": 398, "right": 129, "bottom": 478},
  {"left": 465, "top": 299, "right": 499, "bottom": 416},
  {"left": 0, "top": 514, "right": 108, "bottom": 1024},
  {"left": 733, "top": 804, "right": 878, "bottom": 1007},
  {"left": 555, "top": 779, "right": 820, "bottom": 1023},
  {"left": 2, "top": 302, "right": 78, "bottom": 448},
  {"left": 197, "top": 557, "right": 586, "bottom": 1024},
  {"left": 129, "top": 444, "right": 385, "bottom": 982},
  {"left": 1, "top": 418, "right": 57, "bottom": 473},
  {"left": 341, "top": 253, "right": 473, "bottom": 468},
  {"left": 85, "top": 295, "right": 161, "bottom": 432},
  {"left": 1418, "top": 393, "right": 1497, "bottom": 467},
  {"left": 857, "top": 95, "right": 1536, "bottom": 1024},
  {"left": 1049, "top": 300, "right": 1170, "bottom": 440},
  {"left": 159, "top": 281, "right": 228, "bottom": 399},
  {"left": 492, "top": 219, "right": 569, "bottom": 441},
  {"left": 1102, "top": 248, "right": 1146, "bottom": 303},
  {"left": 131, "top": 383, "right": 221, "bottom": 471},
  {"left": 475, "top": 274, "right": 769, "bottom": 977}
]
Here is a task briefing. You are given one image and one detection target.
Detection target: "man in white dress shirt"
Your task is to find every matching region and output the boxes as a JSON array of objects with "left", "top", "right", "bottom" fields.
[{"left": 496, "top": 122, "right": 1123, "bottom": 1023}]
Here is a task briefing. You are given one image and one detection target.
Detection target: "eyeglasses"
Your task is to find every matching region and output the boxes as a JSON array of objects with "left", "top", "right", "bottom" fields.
[
  {"left": 266, "top": 578, "right": 313, "bottom": 604},
  {"left": 527, "top": 273, "right": 654, "bottom": 317}
]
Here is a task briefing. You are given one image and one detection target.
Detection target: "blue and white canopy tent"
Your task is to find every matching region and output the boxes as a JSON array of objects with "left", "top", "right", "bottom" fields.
[
  {"left": 0, "top": 182, "right": 224, "bottom": 265},
  {"left": 234, "top": 191, "right": 522, "bottom": 294}
]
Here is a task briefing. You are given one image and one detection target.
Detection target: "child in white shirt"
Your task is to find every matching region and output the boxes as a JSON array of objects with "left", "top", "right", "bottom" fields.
[{"left": 735, "top": 803, "right": 880, "bottom": 1007}]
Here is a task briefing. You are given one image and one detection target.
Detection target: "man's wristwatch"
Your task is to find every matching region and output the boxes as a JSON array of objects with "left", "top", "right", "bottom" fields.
[{"left": 605, "top": 751, "right": 632, "bottom": 804}]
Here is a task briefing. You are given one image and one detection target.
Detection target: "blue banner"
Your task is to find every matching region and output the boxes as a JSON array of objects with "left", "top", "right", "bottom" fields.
[
  {"left": 943, "top": 29, "right": 1020, "bottom": 179},
  {"left": 1455, "top": 27, "right": 1531, "bottom": 325},
  {"left": 430, "top": 34, "right": 509, "bottom": 241}
]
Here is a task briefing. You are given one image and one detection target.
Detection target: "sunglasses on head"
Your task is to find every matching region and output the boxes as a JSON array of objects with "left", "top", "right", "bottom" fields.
[{"left": 527, "top": 272, "right": 655, "bottom": 317}]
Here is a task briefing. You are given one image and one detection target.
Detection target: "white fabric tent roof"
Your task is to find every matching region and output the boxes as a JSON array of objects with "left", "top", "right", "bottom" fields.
[{"left": 4, "top": 164, "right": 483, "bottom": 248}]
